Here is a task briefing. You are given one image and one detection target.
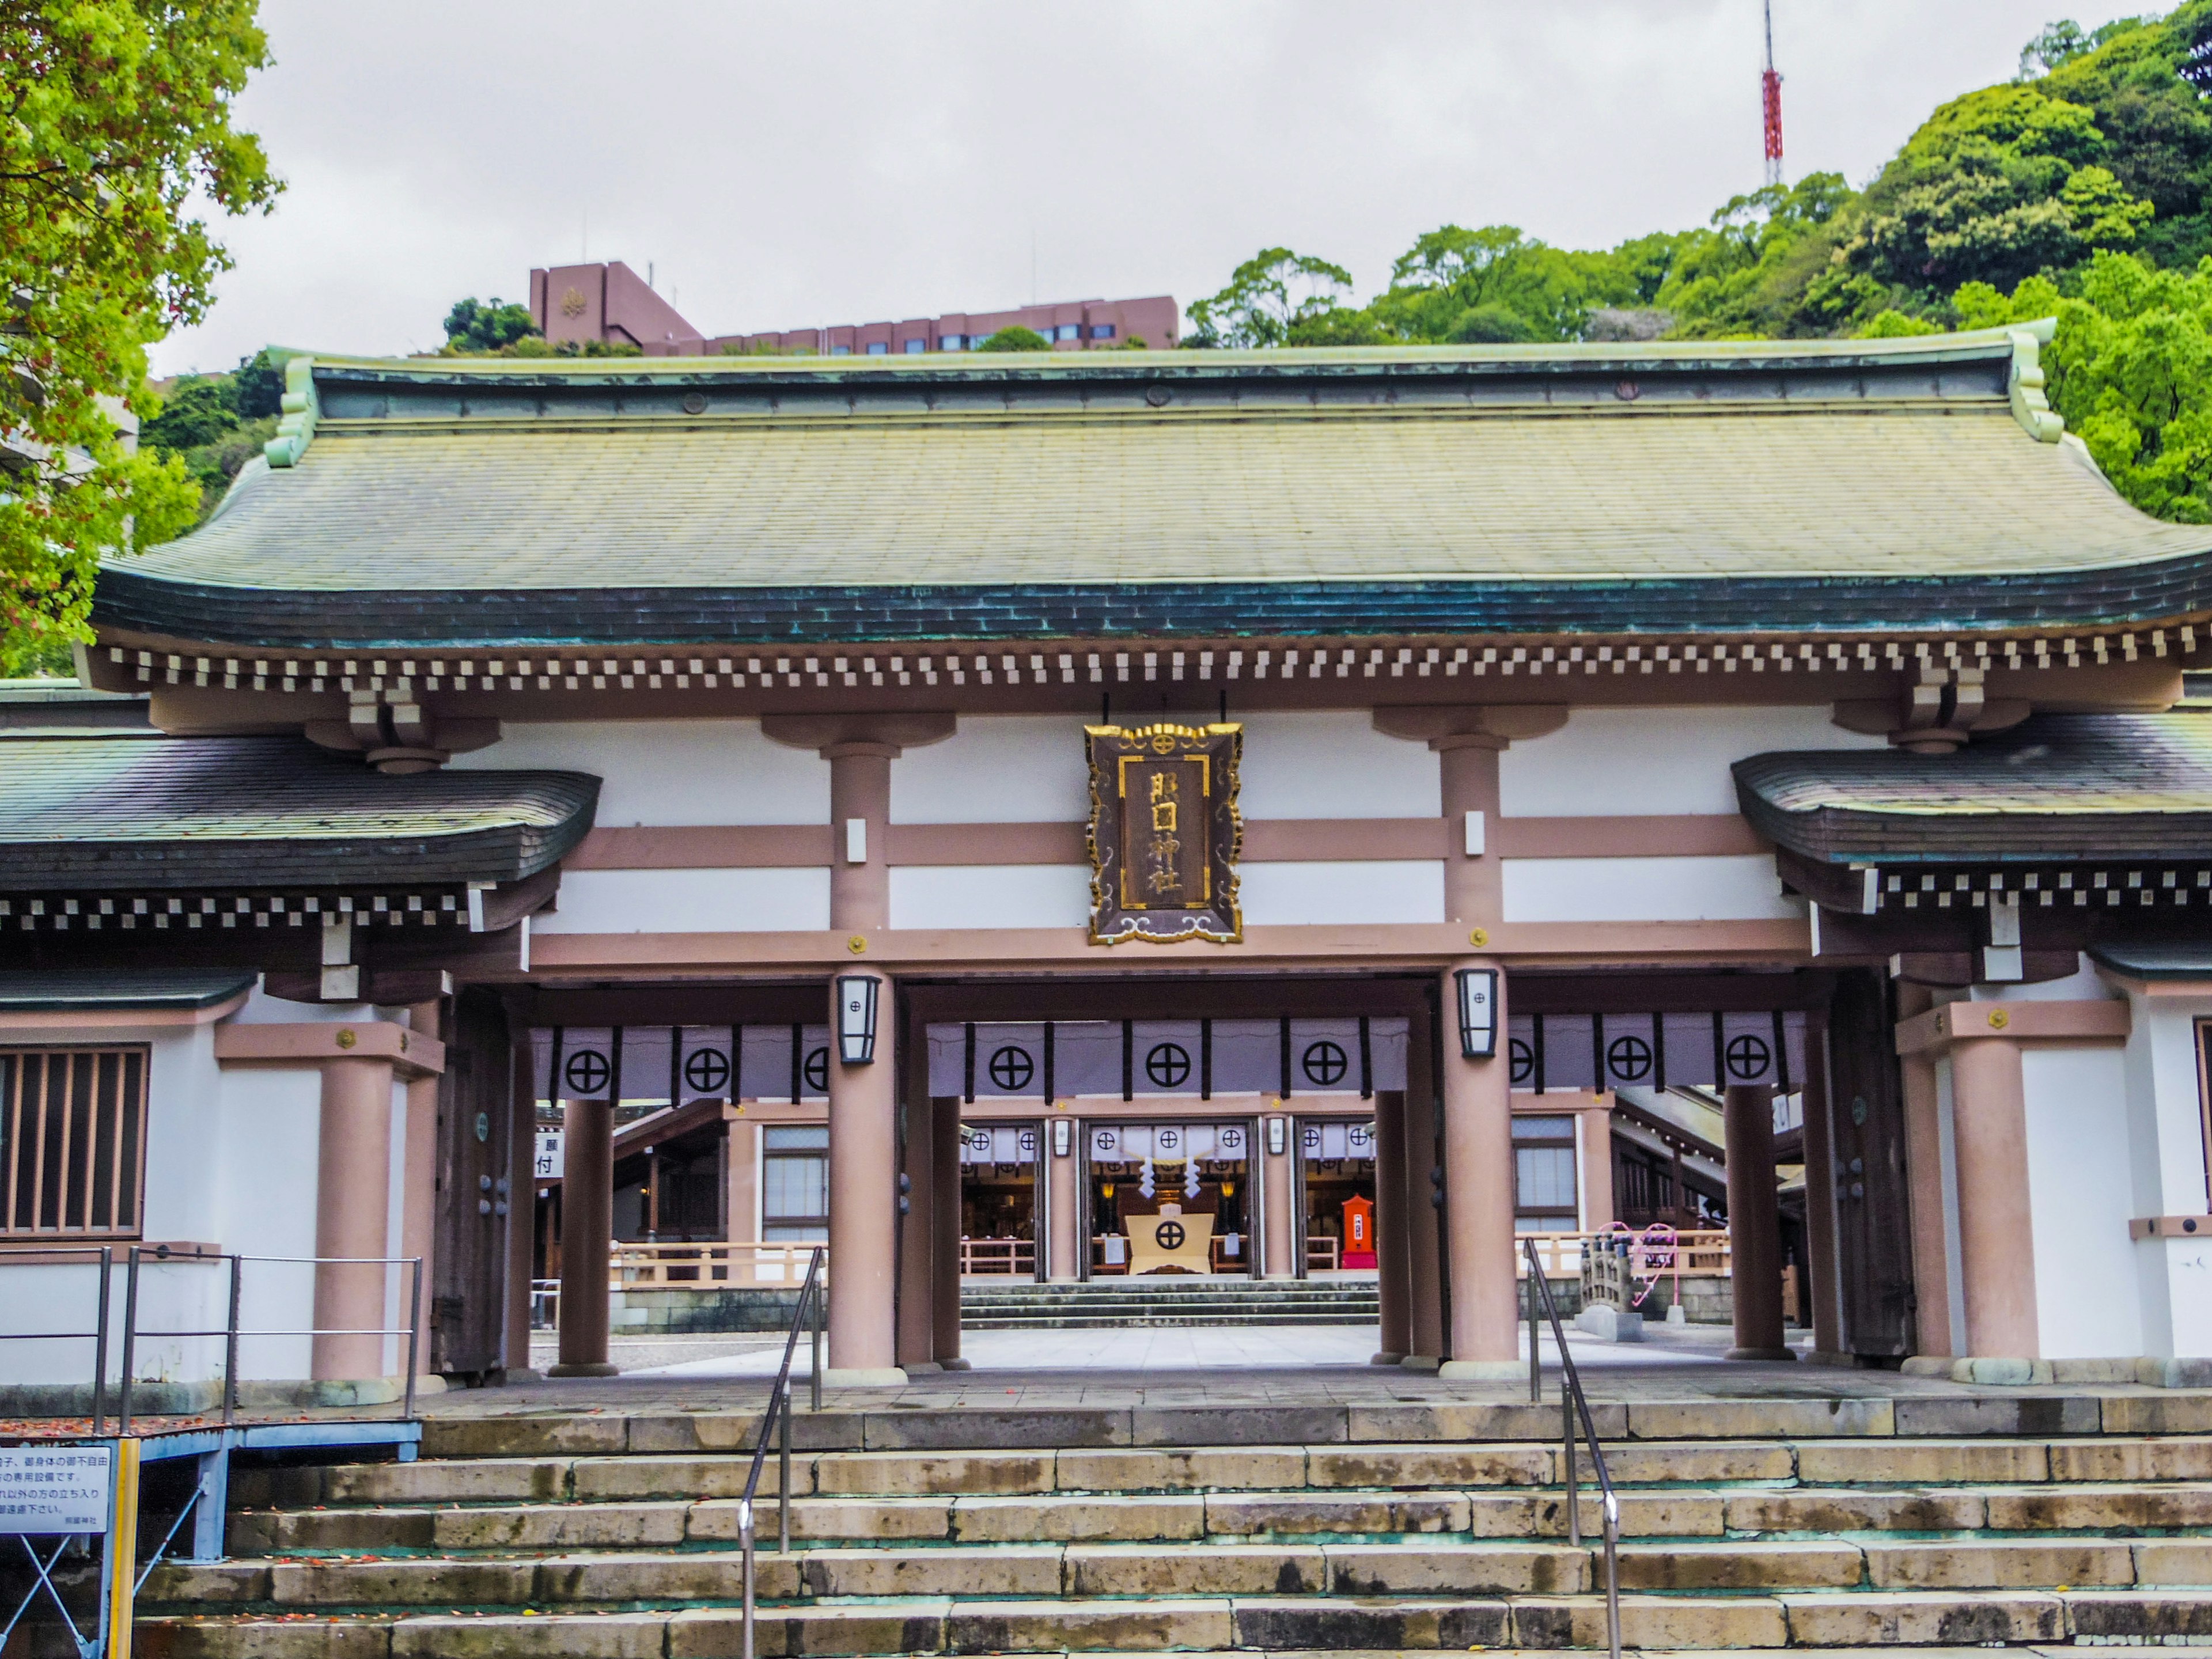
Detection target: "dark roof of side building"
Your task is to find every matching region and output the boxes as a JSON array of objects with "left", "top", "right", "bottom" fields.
[
  {"left": 92, "top": 327, "right": 2212, "bottom": 651},
  {"left": 0, "top": 969, "right": 255, "bottom": 1011},
  {"left": 1734, "top": 713, "right": 2212, "bottom": 864},
  {"left": 0, "top": 732, "right": 599, "bottom": 889}
]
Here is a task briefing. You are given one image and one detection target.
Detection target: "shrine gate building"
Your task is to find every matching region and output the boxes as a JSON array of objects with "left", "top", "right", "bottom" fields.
[{"left": 2, "top": 325, "right": 2208, "bottom": 1396}]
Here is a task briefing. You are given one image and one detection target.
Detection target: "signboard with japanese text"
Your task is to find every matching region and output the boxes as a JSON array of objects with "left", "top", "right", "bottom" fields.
[
  {"left": 1086, "top": 722, "right": 1242, "bottom": 945},
  {"left": 0, "top": 1444, "right": 111, "bottom": 1535},
  {"left": 534, "top": 1131, "right": 563, "bottom": 1180}
]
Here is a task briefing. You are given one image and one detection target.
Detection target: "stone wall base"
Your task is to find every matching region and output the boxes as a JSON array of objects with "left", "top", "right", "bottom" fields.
[
  {"left": 0, "top": 1373, "right": 446, "bottom": 1418},
  {"left": 1902, "top": 1354, "right": 2212, "bottom": 1388}
]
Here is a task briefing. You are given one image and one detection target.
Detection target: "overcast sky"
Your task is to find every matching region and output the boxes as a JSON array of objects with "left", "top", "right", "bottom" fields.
[{"left": 154, "top": 1, "right": 2150, "bottom": 375}]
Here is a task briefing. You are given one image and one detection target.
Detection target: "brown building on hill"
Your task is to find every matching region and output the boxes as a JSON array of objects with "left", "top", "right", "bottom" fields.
[{"left": 529, "top": 260, "right": 1177, "bottom": 356}]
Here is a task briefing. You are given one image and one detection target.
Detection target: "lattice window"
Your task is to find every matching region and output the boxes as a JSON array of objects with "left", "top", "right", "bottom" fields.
[{"left": 0, "top": 1048, "right": 147, "bottom": 1238}]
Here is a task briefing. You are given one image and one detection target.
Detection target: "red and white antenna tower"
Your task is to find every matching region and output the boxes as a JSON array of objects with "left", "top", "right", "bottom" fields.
[{"left": 1761, "top": 0, "right": 1785, "bottom": 187}]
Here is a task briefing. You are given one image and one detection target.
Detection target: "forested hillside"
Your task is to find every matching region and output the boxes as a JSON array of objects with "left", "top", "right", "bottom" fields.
[{"left": 1185, "top": 9, "right": 2212, "bottom": 523}]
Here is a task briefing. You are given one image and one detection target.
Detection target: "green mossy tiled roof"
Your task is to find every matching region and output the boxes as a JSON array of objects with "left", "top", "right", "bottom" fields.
[
  {"left": 1735, "top": 714, "right": 2212, "bottom": 863},
  {"left": 96, "top": 329, "right": 2212, "bottom": 649},
  {"left": 124, "top": 406, "right": 2195, "bottom": 592},
  {"left": 0, "top": 733, "right": 599, "bottom": 889}
]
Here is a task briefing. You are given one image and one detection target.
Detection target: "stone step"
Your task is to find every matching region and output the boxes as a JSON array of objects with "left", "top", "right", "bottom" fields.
[
  {"left": 228, "top": 1437, "right": 2212, "bottom": 1512},
  {"left": 177, "top": 1531, "right": 2212, "bottom": 1601},
  {"left": 150, "top": 1540, "right": 1594, "bottom": 1608},
  {"left": 402, "top": 1393, "right": 2212, "bottom": 1460},
  {"left": 132, "top": 1586, "right": 2212, "bottom": 1655}
]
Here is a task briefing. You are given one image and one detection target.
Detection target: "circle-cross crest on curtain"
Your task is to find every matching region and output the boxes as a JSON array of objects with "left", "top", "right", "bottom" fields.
[
  {"left": 1145, "top": 1043, "right": 1192, "bottom": 1089},
  {"left": 1605, "top": 1034, "right": 1654, "bottom": 1084},
  {"left": 1509, "top": 1037, "right": 1535, "bottom": 1085},
  {"left": 802, "top": 1046, "right": 830, "bottom": 1092},
  {"left": 562, "top": 1048, "right": 611, "bottom": 1095},
  {"left": 1724, "top": 1033, "right": 1773, "bottom": 1081},
  {"left": 1156, "top": 1126, "right": 1181, "bottom": 1153},
  {"left": 1301, "top": 1039, "right": 1349, "bottom": 1087},
  {"left": 683, "top": 1048, "right": 731, "bottom": 1094},
  {"left": 1156, "top": 1220, "right": 1187, "bottom": 1250},
  {"left": 988, "top": 1046, "right": 1036, "bottom": 1092}
]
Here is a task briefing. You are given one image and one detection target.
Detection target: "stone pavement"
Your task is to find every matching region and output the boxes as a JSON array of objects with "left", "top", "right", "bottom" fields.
[{"left": 419, "top": 1321, "right": 2200, "bottom": 1420}]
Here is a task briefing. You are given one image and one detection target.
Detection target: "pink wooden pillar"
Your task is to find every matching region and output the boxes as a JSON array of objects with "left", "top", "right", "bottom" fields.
[
  {"left": 313, "top": 1055, "right": 396, "bottom": 1383},
  {"left": 763, "top": 713, "right": 953, "bottom": 1387},
  {"left": 1948, "top": 1032, "right": 2040, "bottom": 1359}
]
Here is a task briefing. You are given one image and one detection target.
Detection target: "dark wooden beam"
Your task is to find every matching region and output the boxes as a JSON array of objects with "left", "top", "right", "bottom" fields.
[
  {"left": 899, "top": 974, "right": 1434, "bottom": 1022},
  {"left": 510, "top": 982, "right": 830, "bottom": 1029},
  {"left": 1505, "top": 970, "right": 1833, "bottom": 1015}
]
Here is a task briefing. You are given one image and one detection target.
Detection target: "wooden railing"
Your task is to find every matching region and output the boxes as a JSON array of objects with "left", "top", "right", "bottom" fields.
[
  {"left": 1580, "top": 1229, "right": 1802, "bottom": 1323},
  {"left": 1518, "top": 1229, "right": 1733, "bottom": 1279},
  {"left": 612, "top": 1241, "right": 827, "bottom": 1287},
  {"left": 1305, "top": 1237, "right": 1340, "bottom": 1271},
  {"left": 960, "top": 1237, "right": 1035, "bottom": 1276}
]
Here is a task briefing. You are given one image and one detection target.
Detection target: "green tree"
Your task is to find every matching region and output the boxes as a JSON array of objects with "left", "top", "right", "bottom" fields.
[
  {"left": 229, "top": 346, "right": 283, "bottom": 417},
  {"left": 1657, "top": 175, "right": 1859, "bottom": 337},
  {"left": 0, "top": 0, "right": 279, "bottom": 674},
  {"left": 1956, "top": 248, "right": 2212, "bottom": 522},
  {"left": 976, "top": 325, "right": 1050, "bottom": 351},
  {"left": 1367, "top": 225, "right": 1637, "bottom": 342},
  {"left": 1185, "top": 248, "right": 1355, "bottom": 348},
  {"left": 139, "top": 357, "right": 278, "bottom": 521},
  {"left": 1847, "top": 84, "right": 2153, "bottom": 293},
  {"left": 2017, "top": 18, "right": 2150, "bottom": 79},
  {"left": 2037, "top": 6, "right": 2212, "bottom": 268},
  {"left": 442, "top": 296, "right": 539, "bottom": 353},
  {"left": 141, "top": 374, "right": 237, "bottom": 450}
]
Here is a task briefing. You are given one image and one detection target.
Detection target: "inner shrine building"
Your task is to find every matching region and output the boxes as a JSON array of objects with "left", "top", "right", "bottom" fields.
[{"left": 1, "top": 325, "right": 2208, "bottom": 1393}]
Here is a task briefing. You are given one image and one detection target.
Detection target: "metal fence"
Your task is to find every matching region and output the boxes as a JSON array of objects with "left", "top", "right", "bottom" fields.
[{"left": 0, "top": 1246, "right": 424, "bottom": 1430}]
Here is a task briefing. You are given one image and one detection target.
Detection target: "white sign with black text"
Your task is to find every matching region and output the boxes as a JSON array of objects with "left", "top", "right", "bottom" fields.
[{"left": 0, "top": 1444, "right": 111, "bottom": 1535}]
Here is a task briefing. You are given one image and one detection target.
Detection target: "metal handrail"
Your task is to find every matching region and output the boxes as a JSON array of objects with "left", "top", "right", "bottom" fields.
[
  {"left": 1524, "top": 1236, "right": 1621, "bottom": 1659},
  {"left": 738, "top": 1245, "right": 825, "bottom": 1659},
  {"left": 116, "top": 1248, "right": 424, "bottom": 1431}
]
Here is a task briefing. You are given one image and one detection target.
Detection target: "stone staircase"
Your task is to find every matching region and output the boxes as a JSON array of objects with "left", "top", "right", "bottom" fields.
[
  {"left": 136, "top": 1393, "right": 2212, "bottom": 1656},
  {"left": 959, "top": 1277, "right": 1381, "bottom": 1328}
]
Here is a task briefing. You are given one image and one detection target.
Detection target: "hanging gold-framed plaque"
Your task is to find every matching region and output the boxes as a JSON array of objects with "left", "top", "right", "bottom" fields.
[{"left": 1085, "top": 722, "right": 1243, "bottom": 945}]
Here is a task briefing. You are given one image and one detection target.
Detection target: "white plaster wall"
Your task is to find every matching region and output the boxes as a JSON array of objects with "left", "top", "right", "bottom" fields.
[
  {"left": 0, "top": 1258, "right": 127, "bottom": 1384},
  {"left": 1966, "top": 956, "right": 2111, "bottom": 1003},
  {"left": 0, "top": 1022, "right": 229, "bottom": 1388},
  {"left": 892, "top": 717, "right": 1090, "bottom": 823},
  {"left": 1240, "top": 861, "right": 1446, "bottom": 926},
  {"left": 214, "top": 1065, "right": 321, "bottom": 1380},
  {"left": 536, "top": 868, "right": 831, "bottom": 933},
  {"left": 2116, "top": 987, "right": 2212, "bottom": 1358},
  {"left": 1240, "top": 713, "right": 1441, "bottom": 819},
  {"left": 1499, "top": 706, "right": 1886, "bottom": 818},
  {"left": 451, "top": 719, "right": 828, "bottom": 825},
  {"left": 2022, "top": 1044, "right": 2143, "bottom": 1358},
  {"left": 230, "top": 983, "right": 379, "bottom": 1025},
  {"left": 1502, "top": 855, "right": 1801, "bottom": 922},
  {"left": 889, "top": 865, "right": 1093, "bottom": 930}
]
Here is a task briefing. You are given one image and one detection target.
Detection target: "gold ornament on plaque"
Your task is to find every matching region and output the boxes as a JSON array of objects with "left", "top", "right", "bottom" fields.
[
  {"left": 1085, "top": 722, "right": 1243, "bottom": 945},
  {"left": 560, "top": 286, "right": 588, "bottom": 319}
]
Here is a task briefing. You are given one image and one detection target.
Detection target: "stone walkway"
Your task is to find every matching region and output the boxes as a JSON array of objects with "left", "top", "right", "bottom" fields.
[
  {"left": 618, "top": 1318, "right": 1792, "bottom": 1377},
  {"left": 416, "top": 1321, "right": 2190, "bottom": 1419}
]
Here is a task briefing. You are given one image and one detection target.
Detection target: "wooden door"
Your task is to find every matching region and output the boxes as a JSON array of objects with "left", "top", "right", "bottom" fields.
[
  {"left": 433, "top": 988, "right": 512, "bottom": 1377},
  {"left": 1823, "top": 969, "right": 1915, "bottom": 1357}
]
